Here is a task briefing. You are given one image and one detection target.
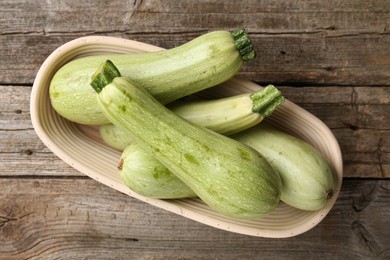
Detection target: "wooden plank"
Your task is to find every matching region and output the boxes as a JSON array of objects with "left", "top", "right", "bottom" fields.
[
  {"left": 1, "top": 0, "right": 389, "bottom": 34},
  {"left": 0, "top": 152, "right": 83, "bottom": 177},
  {"left": 1, "top": 0, "right": 390, "bottom": 85},
  {"left": 0, "top": 85, "right": 388, "bottom": 178},
  {"left": 0, "top": 85, "right": 32, "bottom": 130},
  {"left": 0, "top": 178, "right": 389, "bottom": 259},
  {"left": 1, "top": 34, "right": 390, "bottom": 86},
  {"left": 278, "top": 86, "right": 390, "bottom": 129}
]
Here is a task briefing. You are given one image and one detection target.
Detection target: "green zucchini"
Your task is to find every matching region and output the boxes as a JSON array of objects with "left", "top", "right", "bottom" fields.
[
  {"left": 233, "top": 125, "right": 338, "bottom": 211},
  {"left": 114, "top": 85, "right": 284, "bottom": 199},
  {"left": 119, "top": 143, "right": 198, "bottom": 199},
  {"left": 50, "top": 29, "right": 255, "bottom": 125},
  {"left": 100, "top": 84, "right": 284, "bottom": 150},
  {"left": 92, "top": 60, "right": 282, "bottom": 219}
]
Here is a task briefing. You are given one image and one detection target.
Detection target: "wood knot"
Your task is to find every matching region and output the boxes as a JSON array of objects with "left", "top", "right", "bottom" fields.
[{"left": 23, "top": 149, "right": 33, "bottom": 155}]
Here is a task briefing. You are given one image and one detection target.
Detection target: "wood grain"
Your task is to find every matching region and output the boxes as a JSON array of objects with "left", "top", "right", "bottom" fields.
[
  {"left": 0, "top": 178, "right": 389, "bottom": 259},
  {"left": 1, "top": 0, "right": 389, "bottom": 258},
  {"left": 2, "top": 0, "right": 389, "bottom": 34},
  {"left": 1, "top": 0, "right": 390, "bottom": 85},
  {"left": 2, "top": 34, "right": 390, "bottom": 86}
]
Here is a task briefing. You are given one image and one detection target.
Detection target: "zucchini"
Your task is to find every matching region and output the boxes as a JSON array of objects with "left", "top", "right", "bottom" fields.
[
  {"left": 233, "top": 125, "right": 338, "bottom": 211},
  {"left": 50, "top": 29, "right": 255, "bottom": 125},
  {"left": 115, "top": 85, "right": 284, "bottom": 199},
  {"left": 119, "top": 143, "right": 197, "bottom": 199},
  {"left": 91, "top": 60, "right": 282, "bottom": 219},
  {"left": 100, "top": 85, "right": 284, "bottom": 150}
]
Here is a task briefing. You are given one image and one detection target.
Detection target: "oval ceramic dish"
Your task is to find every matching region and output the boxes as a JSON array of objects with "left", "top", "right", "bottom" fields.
[{"left": 30, "top": 36, "right": 343, "bottom": 238}]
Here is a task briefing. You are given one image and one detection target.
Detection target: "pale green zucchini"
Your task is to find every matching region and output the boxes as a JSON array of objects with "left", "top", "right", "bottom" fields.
[
  {"left": 100, "top": 85, "right": 284, "bottom": 151},
  {"left": 92, "top": 60, "right": 282, "bottom": 219},
  {"left": 233, "top": 125, "right": 338, "bottom": 211},
  {"left": 118, "top": 143, "right": 198, "bottom": 199},
  {"left": 114, "top": 85, "right": 284, "bottom": 199},
  {"left": 50, "top": 29, "right": 255, "bottom": 125}
]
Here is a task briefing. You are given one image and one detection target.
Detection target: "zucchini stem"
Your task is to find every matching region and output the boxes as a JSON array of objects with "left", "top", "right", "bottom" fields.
[
  {"left": 250, "top": 85, "right": 285, "bottom": 117},
  {"left": 231, "top": 29, "right": 256, "bottom": 61},
  {"left": 90, "top": 60, "right": 121, "bottom": 93}
]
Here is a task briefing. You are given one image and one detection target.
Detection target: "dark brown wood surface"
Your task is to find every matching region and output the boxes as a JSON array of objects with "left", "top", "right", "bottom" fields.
[{"left": 1, "top": 0, "right": 389, "bottom": 259}]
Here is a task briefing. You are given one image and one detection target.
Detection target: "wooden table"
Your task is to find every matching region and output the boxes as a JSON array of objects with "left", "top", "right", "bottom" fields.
[{"left": 1, "top": 1, "right": 389, "bottom": 259}]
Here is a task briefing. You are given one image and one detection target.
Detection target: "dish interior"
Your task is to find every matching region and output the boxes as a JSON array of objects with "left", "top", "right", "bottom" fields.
[{"left": 31, "top": 36, "right": 343, "bottom": 238}]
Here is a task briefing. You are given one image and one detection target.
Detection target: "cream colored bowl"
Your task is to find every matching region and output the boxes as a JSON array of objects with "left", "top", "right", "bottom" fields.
[{"left": 30, "top": 36, "right": 343, "bottom": 238}]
